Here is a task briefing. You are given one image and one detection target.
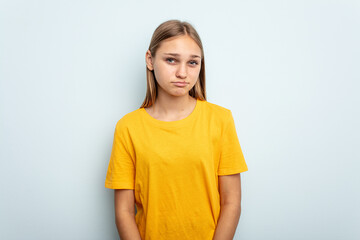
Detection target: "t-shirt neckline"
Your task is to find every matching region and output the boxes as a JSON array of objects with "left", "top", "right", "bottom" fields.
[{"left": 140, "top": 99, "right": 202, "bottom": 128}]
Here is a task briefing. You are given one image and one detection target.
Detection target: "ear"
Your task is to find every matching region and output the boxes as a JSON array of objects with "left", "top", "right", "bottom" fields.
[{"left": 145, "top": 50, "right": 154, "bottom": 71}]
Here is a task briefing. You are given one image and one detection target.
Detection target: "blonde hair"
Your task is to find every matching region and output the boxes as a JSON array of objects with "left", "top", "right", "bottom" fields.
[{"left": 140, "top": 20, "right": 207, "bottom": 108}]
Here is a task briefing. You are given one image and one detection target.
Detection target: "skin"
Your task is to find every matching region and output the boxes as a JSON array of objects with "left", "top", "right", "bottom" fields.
[
  {"left": 115, "top": 34, "right": 242, "bottom": 240},
  {"left": 213, "top": 173, "right": 242, "bottom": 240},
  {"left": 144, "top": 34, "right": 201, "bottom": 121}
]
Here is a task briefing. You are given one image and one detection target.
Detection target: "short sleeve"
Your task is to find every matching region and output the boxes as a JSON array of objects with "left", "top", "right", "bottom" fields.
[
  {"left": 105, "top": 119, "right": 135, "bottom": 189},
  {"left": 218, "top": 110, "right": 248, "bottom": 175}
]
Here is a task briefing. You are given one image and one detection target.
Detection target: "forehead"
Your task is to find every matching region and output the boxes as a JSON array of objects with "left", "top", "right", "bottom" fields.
[{"left": 156, "top": 35, "right": 202, "bottom": 57}]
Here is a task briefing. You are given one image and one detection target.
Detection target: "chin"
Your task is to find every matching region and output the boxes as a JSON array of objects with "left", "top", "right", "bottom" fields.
[{"left": 169, "top": 90, "right": 190, "bottom": 97}]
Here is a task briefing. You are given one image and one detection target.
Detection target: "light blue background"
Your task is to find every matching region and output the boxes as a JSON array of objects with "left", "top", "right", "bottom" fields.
[{"left": 0, "top": 0, "right": 359, "bottom": 239}]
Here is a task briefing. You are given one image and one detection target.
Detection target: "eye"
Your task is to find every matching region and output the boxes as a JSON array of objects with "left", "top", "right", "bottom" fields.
[
  {"left": 189, "top": 60, "right": 199, "bottom": 66},
  {"left": 166, "top": 57, "right": 176, "bottom": 63}
]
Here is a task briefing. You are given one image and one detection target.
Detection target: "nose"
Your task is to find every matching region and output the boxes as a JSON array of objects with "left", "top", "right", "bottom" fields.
[{"left": 176, "top": 63, "right": 187, "bottom": 79}]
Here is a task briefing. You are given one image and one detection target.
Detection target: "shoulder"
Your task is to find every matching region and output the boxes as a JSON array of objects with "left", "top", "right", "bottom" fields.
[
  {"left": 201, "top": 100, "right": 232, "bottom": 119},
  {"left": 114, "top": 108, "right": 143, "bottom": 130},
  {"left": 200, "top": 100, "right": 235, "bottom": 130}
]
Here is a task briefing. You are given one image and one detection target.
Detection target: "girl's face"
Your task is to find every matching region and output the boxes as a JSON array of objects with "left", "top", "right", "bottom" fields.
[{"left": 146, "top": 35, "right": 202, "bottom": 98}]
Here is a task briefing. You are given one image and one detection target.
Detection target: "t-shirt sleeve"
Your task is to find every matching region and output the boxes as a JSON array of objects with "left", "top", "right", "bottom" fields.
[
  {"left": 105, "top": 119, "right": 135, "bottom": 189},
  {"left": 218, "top": 110, "right": 248, "bottom": 175}
]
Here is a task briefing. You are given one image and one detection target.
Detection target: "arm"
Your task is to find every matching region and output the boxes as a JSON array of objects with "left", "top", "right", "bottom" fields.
[
  {"left": 114, "top": 189, "right": 142, "bottom": 240},
  {"left": 213, "top": 173, "right": 242, "bottom": 240}
]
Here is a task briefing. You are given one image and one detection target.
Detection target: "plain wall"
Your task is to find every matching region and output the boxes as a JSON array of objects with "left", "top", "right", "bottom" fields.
[{"left": 0, "top": 0, "right": 359, "bottom": 239}]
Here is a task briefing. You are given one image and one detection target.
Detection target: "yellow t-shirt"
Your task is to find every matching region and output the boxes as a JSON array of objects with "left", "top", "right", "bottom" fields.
[{"left": 105, "top": 99, "right": 248, "bottom": 240}]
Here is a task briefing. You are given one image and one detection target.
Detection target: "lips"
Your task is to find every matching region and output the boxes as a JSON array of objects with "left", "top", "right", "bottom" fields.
[{"left": 172, "top": 81, "right": 189, "bottom": 87}]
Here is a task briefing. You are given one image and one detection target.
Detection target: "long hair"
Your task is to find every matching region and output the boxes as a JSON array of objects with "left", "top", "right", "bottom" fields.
[{"left": 140, "top": 20, "right": 206, "bottom": 108}]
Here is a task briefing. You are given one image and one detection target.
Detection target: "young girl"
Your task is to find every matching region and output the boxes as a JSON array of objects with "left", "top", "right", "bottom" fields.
[{"left": 105, "top": 19, "right": 248, "bottom": 240}]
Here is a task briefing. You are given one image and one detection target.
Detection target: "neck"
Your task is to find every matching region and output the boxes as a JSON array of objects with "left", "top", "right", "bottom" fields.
[{"left": 151, "top": 91, "right": 196, "bottom": 116}]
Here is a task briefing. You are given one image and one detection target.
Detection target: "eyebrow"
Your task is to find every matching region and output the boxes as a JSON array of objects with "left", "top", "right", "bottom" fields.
[{"left": 163, "top": 53, "right": 201, "bottom": 59}]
